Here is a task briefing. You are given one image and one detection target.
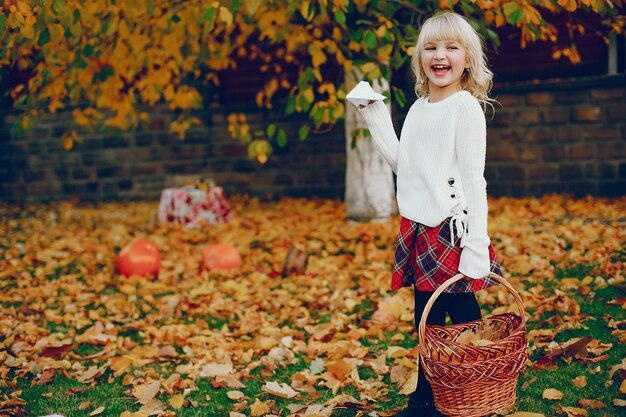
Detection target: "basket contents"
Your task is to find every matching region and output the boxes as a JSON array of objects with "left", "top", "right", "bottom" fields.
[{"left": 455, "top": 319, "right": 509, "bottom": 346}]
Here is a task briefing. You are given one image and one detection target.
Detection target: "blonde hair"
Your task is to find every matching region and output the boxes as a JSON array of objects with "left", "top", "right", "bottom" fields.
[{"left": 411, "top": 12, "right": 494, "bottom": 108}]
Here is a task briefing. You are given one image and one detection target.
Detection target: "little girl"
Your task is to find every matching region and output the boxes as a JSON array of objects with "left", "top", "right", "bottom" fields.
[{"left": 358, "top": 12, "right": 503, "bottom": 417}]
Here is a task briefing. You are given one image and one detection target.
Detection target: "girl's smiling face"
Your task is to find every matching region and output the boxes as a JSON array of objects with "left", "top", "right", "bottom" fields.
[{"left": 420, "top": 39, "right": 468, "bottom": 101}]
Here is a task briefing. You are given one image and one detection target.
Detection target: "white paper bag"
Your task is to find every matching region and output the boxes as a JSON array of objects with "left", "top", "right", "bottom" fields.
[{"left": 346, "top": 81, "right": 386, "bottom": 107}]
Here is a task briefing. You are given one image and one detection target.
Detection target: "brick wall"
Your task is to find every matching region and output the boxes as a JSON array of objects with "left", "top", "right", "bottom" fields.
[
  {"left": 1, "top": 75, "right": 625, "bottom": 202},
  {"left": 485, "top": 75, "right": 625, "bottom": 197}
]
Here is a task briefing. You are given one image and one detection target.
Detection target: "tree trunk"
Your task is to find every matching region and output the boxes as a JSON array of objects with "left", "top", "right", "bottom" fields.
[{"left": 344, "top": 74, "right": 397, "bottom": 221}]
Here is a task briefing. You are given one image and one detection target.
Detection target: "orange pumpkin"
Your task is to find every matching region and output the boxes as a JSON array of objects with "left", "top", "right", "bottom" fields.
[
  {"left": 202, "top": 243, "right": 242, "bottom": 271},
  {"left": 116, "top": 237, "right": 161, "bottom": 277}
]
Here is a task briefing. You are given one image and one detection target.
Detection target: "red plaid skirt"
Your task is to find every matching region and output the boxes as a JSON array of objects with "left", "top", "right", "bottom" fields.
[{"left": 391, "top": 216, "right": 502, "bottom": 293}]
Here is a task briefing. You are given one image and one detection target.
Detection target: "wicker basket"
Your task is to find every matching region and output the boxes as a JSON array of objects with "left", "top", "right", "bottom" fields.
[{"left": 418, "top": 273, "right": 528, "bottom": 417}]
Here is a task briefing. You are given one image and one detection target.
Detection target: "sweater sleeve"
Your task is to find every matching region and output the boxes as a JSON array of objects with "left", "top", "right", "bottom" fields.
[
  {"left": 455, "top": 97, "right": 491, "bottom": 279},
  {"left": 358, "top": 100, "right": 399, "bottom": 173}
]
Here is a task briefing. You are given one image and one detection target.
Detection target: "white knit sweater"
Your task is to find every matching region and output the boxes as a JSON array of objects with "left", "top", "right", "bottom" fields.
[{"left": 359, "top": 90, "right": 491, "bottom": 279}]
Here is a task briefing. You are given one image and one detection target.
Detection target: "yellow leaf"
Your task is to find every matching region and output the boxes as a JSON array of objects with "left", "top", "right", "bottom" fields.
[
  {"left": 263, "top": 381, "right": 298, "bottom": 399},
  {"left": 124, "top": 0, "right": 145, "bottom": 19},
  {"left": 61, "top": 131, "right": 80, "bottom": 150},
  {"left": 219, "top": 7, "right": 233, "bottom": 26},
  {"left": 226, "top": 390, "right": 245, "bottom": 400},
  {"left": 110, "top": 356, "right": 132, "bottom": 375},
  {"left": 89, "top": 406, "right": 105, "bottom": 416},
  {"left": 572, "top": 375, "right": 587, "bottom": 387},
  {"left": 557, "top": 0, "right": 577, "bottom": 12},
  {"left": 302, "top": 88, "right": 314, "bottom": 103},
  {"left": 21, "top": 23, "right": 35, "bottom": 39},
  {"left": 250, "top": 399, "right": 271, "bottom": 416},
  {"left": 133, "top": 380, "right": 160, "bottom": 405},
  {"left": 168, "top": 394, "right": 185, "bottom": 410},
  {"left": 361, "top": 62, "right": 377, "bottom": 73},
  {"left": 299, "top": 1, "right": 313, "bottom": 21},
  {"left": 557, "top": 405, "right": 588, "bottom": 417},
  {"left": 505, "top": 413, "right": 545, "bottom": 417},
  {"left": 577, "top": 399, "right": 605, "bottom": 409},
  {"left": 348, "top": 40, "right": 361, "bottom": 52},
  {"left": 399, "top": 370, "right": 418, "bottom": 395},
  {"left": 543, "top": 388, "right": 563, "bottom": 400},
  {"left": 79, "top": 401, "right": 92, "bottom": 410},
  {"left": 308, "top": 42, "right": 327, "bottom": 68}
]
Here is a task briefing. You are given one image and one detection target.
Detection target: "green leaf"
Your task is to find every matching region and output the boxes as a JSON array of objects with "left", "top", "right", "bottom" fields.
[
  {"left": 83, "top": 44, "right": 93, "bottom": 58},
  {"left": 298, "top": 125, "right": 310, "bottom": 141},
  {"left": 267, "top": 123, "right": 276, "bottom": 139},
  {"left": 204, "top": 7, "right": 217, "bottom": 31},
  {"left": 334, "top": 10, "right": 346, "bottom": 26},
  {"left": 298, "top": 94, "right": 311, "bottom": 112},
  {"left": 75, "top": 57, "right": 87, "bottom": 69},
  {"left": 171, "top": 14, "right": 181, "bottom": 23},
  {"left": 52, "top": 0, "right": 65, "bottom": 14},
  {"left": 204, "top": 7, "right": 217, "bottom": 21},
  {"left": 503, "top": 2, "right": 523, "bottom": 25},
  {"left": 0, "top": 15, "right": 7, "bottom": 35},
  {"left": 285, "top": 95, "right": 296, "bottom": 115},
  {"left": 38, "top": 28, "right": 50, "bottom": 47},
  {"left": 364, "top": 30, "right": 377, "bottom": 49},
  {"left": 393, "top": 87, "right": 406, "bottom": 108},
  {"left": 15, "top": 94, "right": 27, "bottom": 107},
  {"left": 276, "top": 129, "right": 287, "bottom": 148},
  {"left": 94, "top": 66, "right": 114, "bottom": 82},
  {"left": 311, "top": 107, "right": 324, "bottom": 127}
]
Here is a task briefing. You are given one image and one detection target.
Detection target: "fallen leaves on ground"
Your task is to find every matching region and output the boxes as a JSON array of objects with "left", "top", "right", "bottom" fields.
[{"left": 0, "top": 194, "right": 625, "bottom": 416}]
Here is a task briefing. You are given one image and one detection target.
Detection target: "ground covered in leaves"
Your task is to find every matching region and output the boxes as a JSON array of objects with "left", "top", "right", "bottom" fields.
[{"left": 1, "top": 195, "right": 625, "bottom": 417}]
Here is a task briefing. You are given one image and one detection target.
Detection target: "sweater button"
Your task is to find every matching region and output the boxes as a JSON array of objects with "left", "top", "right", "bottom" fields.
[
  {"left": 450, "top": 194, "right": 456, "bottom": 199},
  {"left": 448, "top": 178, "right": 455, "bottom": 186}
]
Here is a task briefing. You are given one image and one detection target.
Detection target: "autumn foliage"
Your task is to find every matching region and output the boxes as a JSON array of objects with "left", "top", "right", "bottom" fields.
[
  {"left": 1, "top": 195, "right": 625, "bottom": 415},
  {"left": 0, "top": 1, "right": 624, "bottom": 161}
]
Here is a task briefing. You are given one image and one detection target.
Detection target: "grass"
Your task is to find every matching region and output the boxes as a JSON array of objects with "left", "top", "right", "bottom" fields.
[
  {"left": 515, "top": 265, "right": 626, "bottom": 417},
  {"left": 3, "top": 268, "right": 625, "bottom": 417}
]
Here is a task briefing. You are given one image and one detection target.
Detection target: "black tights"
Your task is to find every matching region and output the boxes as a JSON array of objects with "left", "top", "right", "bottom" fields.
[{"left": 409, "top": 288, "right": 482, "bottom": 406}]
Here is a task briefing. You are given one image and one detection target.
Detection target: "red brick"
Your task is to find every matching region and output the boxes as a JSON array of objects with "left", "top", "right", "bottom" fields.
[
  {"left": 526, "top": 92, "right": 553, "bottom": 106},
  {"left": 131, "top": 164, "right": 164, "bottom": 176},
  {"left": 520, "top": 148, "right": 540, "bottom": 162},
  {"left": 597, "top": 143, "right": 626, "bottom": 159},
  {"left": 517, "top": 109, "right": 541, "bottom": 125},
  {"left": 529, "top": 164, "right": 557, "bottom": 180},
  {"left": 487, "top": 146, "right": 517, "bottom": 161},
  {"left": 542, "top": 145, "right": 566, "bottom": 161},
  {"left": 541, "top": 108, "right": 569, "bottom": 124},
  {"left": 497, "top": 94, "right": 525, "bottom": 107},
  {"left": 569, "top": 144, "right": 595, "bottom": 160},
  {"left": 590, "top": 88, "right": 625, "bottom": 102},
  {"left": 526, "top": 127, "right": 554, "bottom": 143},
  {"left": 573, "top": 106, "right": 603, "bottom": 122},
  {"left": 581, "top": 125, "right": 619, "bottom": 142},
  {"left": 557, "top": 126, "right": 581, "bottom": 142},
  {"left": 607, "top": 106, "right": 626, "bottom": 122},
  {"left": 559, "top": 164, "right": 584, "bottom": 179}
]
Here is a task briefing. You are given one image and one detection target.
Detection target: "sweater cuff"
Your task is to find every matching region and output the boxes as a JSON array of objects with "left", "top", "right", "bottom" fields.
[{"left": 458, "top": 243, "right": 491, "bottom": 279}]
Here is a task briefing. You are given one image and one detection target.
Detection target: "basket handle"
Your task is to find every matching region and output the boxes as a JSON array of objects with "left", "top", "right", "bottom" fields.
[{"left": 417, "top": 273, "right": 526, "bottom": 343}]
